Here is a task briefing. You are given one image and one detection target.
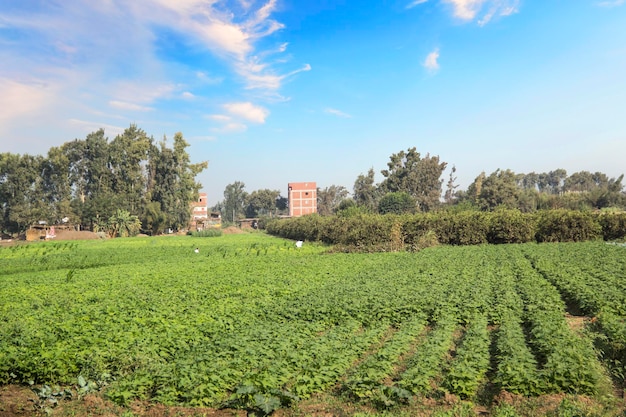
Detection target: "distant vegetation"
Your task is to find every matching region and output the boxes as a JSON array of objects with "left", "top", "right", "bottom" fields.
[
  {"left": 0, "top": 125, "right": 206, "bottom": 237},
  {"left": 2, "top": 130, "right": 624, "bottom": 239},
  {"left": 214, "top": 147, "right": 625, "bottom": 227}
]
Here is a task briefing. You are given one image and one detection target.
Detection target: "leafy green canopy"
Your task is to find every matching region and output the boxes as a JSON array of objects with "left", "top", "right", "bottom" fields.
[{"left": 0, "top": 126, "right": 207, "bottom": 235}]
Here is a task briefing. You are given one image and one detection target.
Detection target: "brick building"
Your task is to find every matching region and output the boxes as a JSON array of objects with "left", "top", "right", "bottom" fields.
[
  {"left": 190, "top": 192, "right": 208, "bottom": 229},
  {"left": 288, "top": 182, "right": 317, "bottom": 217}
]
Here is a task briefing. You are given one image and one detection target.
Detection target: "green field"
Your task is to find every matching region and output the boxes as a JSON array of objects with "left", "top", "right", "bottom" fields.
[{"left": 1, "top": 234, "right": 625, "bottom": 416}]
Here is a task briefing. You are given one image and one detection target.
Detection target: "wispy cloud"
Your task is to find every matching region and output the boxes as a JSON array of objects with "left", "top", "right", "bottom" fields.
[
  {"left": 67, "top": 119, "right": 126, "bottom": 137},
  {"left": 207, "top": 101, "right": 269, "bottom": 135},
  {"left": 147, "top": 0, "right": 308, "bottom": 91},
  {"left": 596, "top": 0, "right": 625, "bottom": 6},
  {"left": 109, "top": 100, "right": 154, "bottom": 112},
  {"left": 406, "top": 0, "right": 429, "bottom": 9},
  {"left": 239, "top": 63, "right": 312, "bottom": 92},
  {"left": 423, "top": 48, "right": 441, "bottom": 73},
  {"left": 442, "top": 0, "right": 519, "bottom": 24},
  {"left": 224, "top": 102, "right": 270, "bottom": 124},
  {"left": 324, "top": 108, "right": 352, "bottom": 118},
  {"left": 0, "top": 0, "right": 307, "bottom": 137}
]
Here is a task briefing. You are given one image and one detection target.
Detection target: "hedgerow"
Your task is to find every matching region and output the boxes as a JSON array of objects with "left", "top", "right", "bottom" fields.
[{"left": 266, "top": 209, "right": 626, "bottom": 250}]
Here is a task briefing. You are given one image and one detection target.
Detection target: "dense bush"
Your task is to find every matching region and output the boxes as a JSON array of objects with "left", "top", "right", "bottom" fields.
[
  {"left": 534, "top": 210, "right": 602, "bottom": 243},
  {"left": 378, "top": 192, "right": 416, "bottom": 215},
  {"left": 487, "top": 209, "right": 536, "bottom": 244},
  {"left": 595, "top": 211, "right": 626, "bottom": 241},
  {"left": 266, "top": 209, "right": 625, "bottom": 250}
]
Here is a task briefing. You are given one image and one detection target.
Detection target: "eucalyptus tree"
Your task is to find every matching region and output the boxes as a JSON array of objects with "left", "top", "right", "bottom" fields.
[
  {"left": 223, "top": 181, "right": 247, "bottom": 222},
  {"left": 353, "top": 168, "right": 379, "bottom": 212},
  {"left": 476, "top": 169, "right": 520, "bottom": 210},
  {"left": 42, "top": 145, "right": 74, "bottom": 223},
  {"left": 147, "top": 132, "right": 207, "bottom": 231},
  {"left": 62, "top": 129, "right": 115, "bottom": 229},
  {"left": 0, "top": 153, "right": 46, "bottom": 233},
  {"left": 317, "top": 185, "right": 349, "bottom": 216},
  {"left": 380, "top": 147, "right": 447, "bottom": 212},
  {"left": 108, "top": 125, "right": 151, "bottom": 213}
]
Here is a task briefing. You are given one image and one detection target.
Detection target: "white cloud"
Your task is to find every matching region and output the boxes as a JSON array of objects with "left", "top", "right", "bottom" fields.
[
  {"left": 324, "top": 108, "right": 352, "bottom": 118},
  {"left": 444, "top": 0, "right": 485, "bottom": 20},
  {"left": 181, "top": 91, "right": 195, "bottom": 99},
  {"left": 423, "top": 48, "right": 440, "bottom": 73},
  {"left": 442, "top": 0, "right": 519, "bottom": 24},
  {"left": 406, "top": 0, "right": 429, "bottom": 9},
  {"left": 109, "top": 100, "right": 154, "bottom": 112},
  {"left": 0, "top": 0, "right": 307, "bottom": 131},
  {"left": 223, "top": 102, "right": 269, "bottom": 123},
  {"left": 146, "top": 0, "right": 301, "bottom": 91},
  {"left": 238, "top": 63, "right": 312, "bottom": 91},
  {"left": 207, "top": 101, "right": 270, "bottom": 136}
]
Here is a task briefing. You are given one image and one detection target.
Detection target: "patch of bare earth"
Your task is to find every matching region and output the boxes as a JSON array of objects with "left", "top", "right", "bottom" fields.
[
  {"left": 565, "top": 313, "right": 588, "bottom": 334},
  {"left": 0, "top": 386, "right": 38, "bottom": 417},
  {"left": 54, "top": 230, "right": 100, "bottom": 240}
]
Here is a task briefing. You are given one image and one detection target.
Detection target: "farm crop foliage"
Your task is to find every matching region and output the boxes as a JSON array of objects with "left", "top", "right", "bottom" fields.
[{"left": 0, "top": 235, "right": 625, "bottom": 412}]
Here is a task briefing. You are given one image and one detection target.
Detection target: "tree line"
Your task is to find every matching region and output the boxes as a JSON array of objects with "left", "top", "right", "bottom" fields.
[
  {"left": 0, "top": 125, "right": 207, "bottom": 236},
  {"left": 215, "top": 147, "right": 625, "bottom": 221},
  {"left": 3, "top": 135, "right": 624, "bottom": 237}
]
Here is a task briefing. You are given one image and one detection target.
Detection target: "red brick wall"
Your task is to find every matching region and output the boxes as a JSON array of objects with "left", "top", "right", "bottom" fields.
[{"left": 288, "top": 182, "right": 317, "bottom": 217}]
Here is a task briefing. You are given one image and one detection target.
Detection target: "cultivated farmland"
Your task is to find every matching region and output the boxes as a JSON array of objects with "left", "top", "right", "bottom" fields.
[{"left": 1, "top": 234, "right": 625, "bottom": 416}]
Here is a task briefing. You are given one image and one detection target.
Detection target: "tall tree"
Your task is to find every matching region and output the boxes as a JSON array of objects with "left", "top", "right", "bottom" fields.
[
  {"left": 471, "top": 169, "right": 520, "bottom": 211},
  {"left": 521, "top": 172, "right": 539, "bottom": 191},
  {"left": 380, "top": 147, "right": 447, "bottom": 212},
  {"left": 108, "top": 125, "right": 151, "bottom": 213},
  {"left": 276, "top": 196, "right": 288, "bottom": 214},
  {"left": 564, "top": 171, "right": 594, "bottom": 193},
  {"left": 0, "top": 153, "right": 46, "bottom": 233},
  {"left": 547, "top": 169, "right": 567, "bottom": 194},
  {"left": 42, "top": 146, "right": 74, "bottom": 224},
  {"left": 353, "top": 168, "right": 379, "bottom": 212},
  {"left": 317, "top": 185, "right": 349, "bottom": 216},
  {"left": 444, "top": 165, "right": 459, "bottom": 204},
  {"left": 148, "top": 133, "right": 207, "bottom": 230},
  {"left": 245, "top": 189, "right": 280, "bottom": 217},
  {"left": 63, "top": 129, "right": 115, "bottom": 229},
  {"left": 223, "top": 181, "right": 247, "bottom": 222}
]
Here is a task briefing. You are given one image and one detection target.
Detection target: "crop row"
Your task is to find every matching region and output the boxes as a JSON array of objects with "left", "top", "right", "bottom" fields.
[{"left": 1, "top": 236, "right": 625, "bottom": 408}]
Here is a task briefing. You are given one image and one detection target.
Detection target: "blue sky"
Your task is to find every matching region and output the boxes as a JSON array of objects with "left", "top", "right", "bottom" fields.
[{"left": 1, "top": 0, "right": 625, "bottom": 206}]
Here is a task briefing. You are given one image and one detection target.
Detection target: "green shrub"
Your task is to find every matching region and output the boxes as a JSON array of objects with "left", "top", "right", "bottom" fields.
[
  {"left": 487, "top": 209, "right": 536, "bottom": 244},
  {"left": 534, "top": 210, "right": 602, "bottom": 242},
  {"left": 266, "top": 209, "right": 611, "bottom": 248},
  {"left": 378, "top": 192, "right": 416, "bottom": 215},
  {"left": 430, "top": 211, "right": 488, "bottom": 245},
  {"left": 595, "top": 211, "right": 626, "bottom": 241}
]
